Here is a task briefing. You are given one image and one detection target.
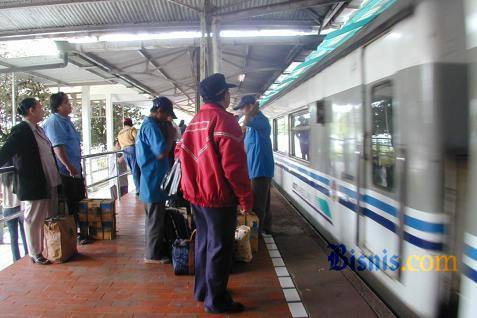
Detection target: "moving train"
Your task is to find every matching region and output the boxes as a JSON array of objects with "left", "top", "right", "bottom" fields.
[{"left": 260, "top": 0, "right": 475, "bottom": 316}]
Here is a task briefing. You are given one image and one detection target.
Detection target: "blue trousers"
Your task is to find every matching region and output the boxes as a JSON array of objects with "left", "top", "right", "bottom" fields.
[
  {"left": 192, "top": 205, "right": 237, "bottom": 311},
  {"left": 123, "top": 145, "right": 140, "bottom": 193},
  {"left": 4, "top": 207, "right": 28, "bottom": 261}
]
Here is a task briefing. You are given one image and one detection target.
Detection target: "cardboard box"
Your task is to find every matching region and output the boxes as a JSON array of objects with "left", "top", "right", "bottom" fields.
[
  {"left": 88, "top": 221, "right": 103, "bottom": 240},
  {"left": 237, "top": 213, "right": 259, "bottom": 253},
  {"left": 87, "top": 200, "right": 103, "bottom": 223}
]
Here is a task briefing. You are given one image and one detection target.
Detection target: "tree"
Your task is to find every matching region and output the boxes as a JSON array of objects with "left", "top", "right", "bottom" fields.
[
  {"left": 113, "top": 103, "right": 144, "bottom": 138},
  {"left": 0, "top": 74, "right": 51, "bottom": 145}
]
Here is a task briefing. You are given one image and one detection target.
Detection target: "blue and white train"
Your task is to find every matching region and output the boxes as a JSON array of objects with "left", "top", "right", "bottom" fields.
[{"left": 261, "top": 0, "right": 474, "bottom": 316}]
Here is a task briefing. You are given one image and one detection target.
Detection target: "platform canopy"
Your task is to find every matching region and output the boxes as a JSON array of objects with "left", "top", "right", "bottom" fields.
[{"left": 0, "top": 0, "right": 359, "bottom": 114}]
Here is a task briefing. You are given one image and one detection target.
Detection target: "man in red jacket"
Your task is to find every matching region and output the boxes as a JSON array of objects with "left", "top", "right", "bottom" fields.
[{"left": 176, "top": 73, "right": 253, "bottom": 314}]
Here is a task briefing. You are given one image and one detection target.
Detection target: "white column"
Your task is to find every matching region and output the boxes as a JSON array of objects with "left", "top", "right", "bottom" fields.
[
  {"left": 211, "top": 17, "right": 223, "bottom": 74},
  {"left": 81, "top": 86, "right": 91, "bottom": 154},
  {"left": 105, "top": 94, "right": 114, "bottom": 150}
]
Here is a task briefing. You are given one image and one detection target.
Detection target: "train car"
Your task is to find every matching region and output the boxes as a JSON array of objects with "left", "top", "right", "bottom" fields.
[
  {"left": 261, "top": 0, "right": 469, "bottom": 317},
  {"left": 459, "top": 0, "right": 477, "bottom": 317}
]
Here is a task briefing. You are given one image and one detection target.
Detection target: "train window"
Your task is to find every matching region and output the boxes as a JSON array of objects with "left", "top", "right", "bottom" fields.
[
  {"left": 274, "top": 116, "right": 289, "bottom": 153},
  {"left": 291, "top": 111, "right": 311, "bottom": 161},
  {"left": 371, "top": 82, "right": 395, "bottom": 190}
]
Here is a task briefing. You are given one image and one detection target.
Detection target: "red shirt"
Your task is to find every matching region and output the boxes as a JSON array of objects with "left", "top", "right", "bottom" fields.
[{"left": 176, "top": 103, "right": 253, "bottom": 211}]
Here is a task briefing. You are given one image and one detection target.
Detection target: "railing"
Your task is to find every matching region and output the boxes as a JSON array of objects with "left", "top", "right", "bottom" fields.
[{"left": 0, "top": 150, "right": 128, "bottom": 226}]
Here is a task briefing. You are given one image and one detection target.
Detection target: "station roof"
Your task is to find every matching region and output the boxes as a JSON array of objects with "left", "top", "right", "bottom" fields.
[{"left": 0, "top": 0, "right": 355, "bottom": 113}]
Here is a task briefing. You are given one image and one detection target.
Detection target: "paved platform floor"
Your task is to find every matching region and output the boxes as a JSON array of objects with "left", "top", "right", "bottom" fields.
[
  {"left": 0, "top": 187, "right": 395, "bottom": 318},
  {"left": 0, "top": 193, "right": 290, "bottom": 318}
]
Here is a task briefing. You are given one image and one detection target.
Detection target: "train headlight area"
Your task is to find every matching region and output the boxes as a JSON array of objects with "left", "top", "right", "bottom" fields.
[{"left": 0, "top": 0, "right": 477, "bottom": 317}]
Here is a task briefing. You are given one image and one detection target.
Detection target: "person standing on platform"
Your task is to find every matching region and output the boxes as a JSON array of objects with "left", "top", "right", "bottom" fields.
[
  {"left": 43, "top": 92, "right": 90, "bottom": 245},
  {"left": 0, "top": 98, "right": 61, "bottom": 265},
  {"left": 234, "top": 95, "right": 275, "bottom": 235},
  {"left": 1, "top": 161, "right": 28, "bottom": 262},
  {"left": 176, "top": 73, "right": 253, "bottom": 314},
  {"left": 136, "top": 97, "right": 175, "bottom": 264},
  {"left": 117, "top": 118, "right": 140, "bottom": 196},
  {"left": 179, "top": 119, "right": 187, "bottom": 135}
]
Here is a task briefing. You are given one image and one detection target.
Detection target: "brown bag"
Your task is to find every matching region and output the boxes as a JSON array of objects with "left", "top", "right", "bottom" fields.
[
  {"left": 234, "top": 225, "right": 253, "bottom": 263},
  {"left": 237, "top": 212, "right": 259, "bottom": 253},
  {"left": 44, "top": 215, "right": 78, "bottom": 263}
]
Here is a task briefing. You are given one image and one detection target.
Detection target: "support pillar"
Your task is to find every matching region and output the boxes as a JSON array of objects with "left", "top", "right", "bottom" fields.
[
  {"left": 11, "top": 73, "right": 16, "bottom": 126},
  {"left": 200, "top": 0, "right": 212, "bottom": 81},
  {"left": 105, "top": 94, "right": 114, "bottom": 150},
  {"left": 211, "top": 17, "right": 223, "bottom": 74},
  {"left": 81, "top": 86, "right": 91, "bottom": 154}
]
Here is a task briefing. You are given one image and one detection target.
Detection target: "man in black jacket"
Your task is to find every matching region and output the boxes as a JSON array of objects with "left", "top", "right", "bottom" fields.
[{"left": 0, "top": 98, "right": 61, "bottom": 265}]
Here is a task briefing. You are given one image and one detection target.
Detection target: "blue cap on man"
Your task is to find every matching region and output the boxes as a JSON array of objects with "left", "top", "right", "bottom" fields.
[
  {"left": 233, "top": 95, "right": 256, "bottom": 111},
  {"left": 199, "top": 73, "right": 237, "bottom": 102},
  {"left": 151, "top": 96, "right": 176, "bottom": 119}
]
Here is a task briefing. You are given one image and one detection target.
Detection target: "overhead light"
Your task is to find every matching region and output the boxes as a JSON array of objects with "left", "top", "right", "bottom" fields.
[
  {"left": 238, "top": 74, "right": 246, "bottom": 82},
  {"left": 221, "top": 29, "right": 318, "bottom": 38}
]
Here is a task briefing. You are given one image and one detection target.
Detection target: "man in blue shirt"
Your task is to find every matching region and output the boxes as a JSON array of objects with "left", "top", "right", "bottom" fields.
[
  {"left": 234, "top": 95, "right": 274, "bottom": 235},
  {"left": 43, "top": 92, "right": 90, "bottom": 245},
  {"left": 136, "top": 96, "right": 175, "bottom": 264}
]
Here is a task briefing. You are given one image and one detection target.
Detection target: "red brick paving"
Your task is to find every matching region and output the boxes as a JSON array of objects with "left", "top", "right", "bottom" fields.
[{"left": 0, "top": 193, "right": 290, "bottom": 318}]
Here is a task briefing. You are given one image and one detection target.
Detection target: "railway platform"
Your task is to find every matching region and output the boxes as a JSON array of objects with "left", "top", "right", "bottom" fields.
[{"left": 0, "top": 190, "right": 392, "bottom": 318}]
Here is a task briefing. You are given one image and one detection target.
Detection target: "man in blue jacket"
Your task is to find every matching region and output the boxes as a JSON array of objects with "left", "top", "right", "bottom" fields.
[
  {"left": 234, "top": 95, "right": 274, "bottom": 235},
  {"left": 136, "top": 96, "right": 175, "bottom": 264}
]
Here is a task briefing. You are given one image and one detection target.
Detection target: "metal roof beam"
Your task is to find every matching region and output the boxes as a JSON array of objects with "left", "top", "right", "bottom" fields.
[
  {"left": 305, "top": 8, "right": 323, "bottom": 25},
  {"left": 59, "top": 35, "right": 321, "bottom": 53},
  {"left": 138, "top": 48, "right": 194, "bottom": 103},
  {"left": 73, "top": 52, "right": 158, "bottom": 96},
  {"left": 0, "top": 53, "right": 68, "bottom": 74},
  {"left": 322, "top": 1, "right": 348, "bottom": 29},
  {"left": 0, "top": 59, "right": 70, "bottom": 85},
  {"left": 0, "top": 0, "right": 118, "bottom": 10},
  {"left": 165, "top": 0, "right": 201, "bottom": 12},
  {"left": 214, "top": 0, "right": 342, "bottom": 21},
  {"left": 0, "top": 20, "right": 316, "bottom": 41}
]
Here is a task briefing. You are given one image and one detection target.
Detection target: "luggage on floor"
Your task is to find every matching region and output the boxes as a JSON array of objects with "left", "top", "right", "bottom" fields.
[
  {"left": 237, "top": 212, "right": 259, "bottom": 253},
  {"left": 164, "top": 208, "right": 192, "bottom": 257},
  {"left": 234, "top": 225, "right": 253, "bottom": 263},
  {"left": 172, "top": 230, "right": 196, "bottom": 275},
  {"left": 43, "top": 215, "right": 78, "bottom": 263}
]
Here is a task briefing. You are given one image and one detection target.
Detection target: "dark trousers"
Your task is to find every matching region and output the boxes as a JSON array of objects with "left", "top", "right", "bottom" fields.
[
  {"left": 252, "top": 177, "right": 272, "bottom": 234},
  {"left": 67, "top": 200, "right": 88, "bottom": 239},
  {"left": 192, "top": 204, "right": 237, "bottom": 311},
  {"left": 4, "top": 207, "right": 28, "bottom": 261},
  {"left": 144, "top": 202, "right": 167, "bottom": 260},
  {"left": 123, "top": 145, "right": 141, "bottom": 193}
]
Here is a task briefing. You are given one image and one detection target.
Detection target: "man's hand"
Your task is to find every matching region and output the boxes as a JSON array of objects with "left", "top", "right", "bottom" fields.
[
  {"left": 240, "top": 208, "right": 251, "bottom": 215},
  {"left": 67, "top": 165, "right": 79, "bottom": 177}
]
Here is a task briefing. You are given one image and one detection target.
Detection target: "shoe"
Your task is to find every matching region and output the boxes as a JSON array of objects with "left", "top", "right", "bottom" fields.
[
  {"left": 136, "top": 192, "right": 140, "bottom": 196},
  {"left": 78, "top": 237, "right": 92, "bottom": 245},
  {"left": 205, "top": 302, "right": 244, "bottom": 314},
  {"left": 262, "top": 229, "right": 272, "bottom": 236},
  {"left": 144, "top": 257, "right": 171, "bottom": 264},
  {"left": 31, "top": 254, "right": 51, "bottom": 265}
]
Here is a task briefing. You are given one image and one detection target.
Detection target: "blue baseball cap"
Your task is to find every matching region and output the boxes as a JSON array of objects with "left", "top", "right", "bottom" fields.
[
  {"left": 199, "top": 73, "right": 237, "bottom": 102},
  {"left": 233, "top": 95, "right": 256, "bottom": 110},
  {"left": 151, "top": 96, "right": 176, "bottom": 118}
]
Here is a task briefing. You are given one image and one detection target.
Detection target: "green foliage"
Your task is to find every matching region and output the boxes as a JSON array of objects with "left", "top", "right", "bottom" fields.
[
  {"left": 113, "top": 104, "right": 144, "bottom": 138},
  {"left": 0, "top": 74, "right": 51, "bottom": 145}
]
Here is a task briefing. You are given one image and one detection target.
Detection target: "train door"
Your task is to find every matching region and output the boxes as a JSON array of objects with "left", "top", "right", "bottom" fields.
[{"left": 357, "top": 39, "right": 404, "bottom": 276}]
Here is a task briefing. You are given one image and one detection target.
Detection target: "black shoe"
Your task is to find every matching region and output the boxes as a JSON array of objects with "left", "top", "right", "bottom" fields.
[
  {"left": 31, "top": 254, "right": 51, "bottom": 265},
  {"left": 205, "top": 302, "right": 244, "bottom": 314},
  {"left": 78, "top": 237, "right": 92, "bottom": 245}
]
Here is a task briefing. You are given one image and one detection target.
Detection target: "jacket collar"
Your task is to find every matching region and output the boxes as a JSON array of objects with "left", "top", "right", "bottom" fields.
[{"left": 200, "top": 103, "right": 227, "bottom": 112}]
